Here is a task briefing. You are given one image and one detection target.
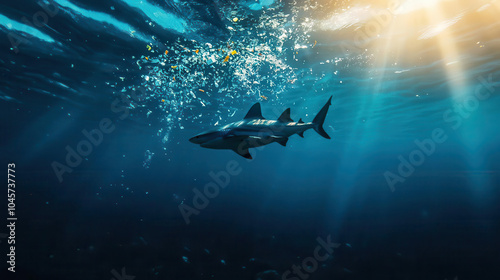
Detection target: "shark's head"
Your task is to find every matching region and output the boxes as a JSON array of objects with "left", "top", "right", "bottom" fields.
[{"left": 189, "top": 129, "right": 224, "bottom": 145}]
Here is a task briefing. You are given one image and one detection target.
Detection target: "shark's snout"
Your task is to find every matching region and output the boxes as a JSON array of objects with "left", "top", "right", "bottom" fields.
[{"left": 189, "top": 135, "right": 202, "bottom": 144}]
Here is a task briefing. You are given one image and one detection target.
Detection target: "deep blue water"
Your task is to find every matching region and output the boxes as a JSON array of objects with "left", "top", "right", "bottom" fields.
[{"left": 1, "top": 0, "right": 500, "bottom": 279}]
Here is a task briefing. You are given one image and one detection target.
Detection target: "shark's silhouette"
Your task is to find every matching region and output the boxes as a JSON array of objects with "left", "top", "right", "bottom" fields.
[{"left": 190, "top": 96, "right": 332, "bottom": 159}]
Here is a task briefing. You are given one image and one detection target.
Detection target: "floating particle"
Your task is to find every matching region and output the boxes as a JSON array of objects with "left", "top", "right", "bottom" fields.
[
  {"left": 223, "top": 55, "right": 230, "bottom": 63},
  {"left": 182, "top": 256, "right": 189, "bottom": 263},
  {"left": 313, "top": 40, "right": 317, "bottom": 47},
  {"left": 260, "top": 95, "right": 268, "bottom": 100},
  {"left": 195, "top": 49, "right": 199, "bottom": 54},
  {"left": 161, "top": 99, "right": 165, "bottom": 102},
  {"left": 230, "top": 50, "right": 237, "bottom": 55},
  {"left": 233, "top": 17, "right": 238, "bottom": 22},
  {"left": 165, "top": 50, "right": 169, "bottom": 55},
  {"left": 171, "top": 66, "right": 177, "bottom": 69},
  {"left": 146, "top": 45, "right": 152, "bottom": 51},
  {"left": 199, "top": 89, "right": 205, "bottom": 92},
  {"left": 145, "top": 57, "right": 149, "bottom": 60},
  {"left": 221, "top": 259, "right": 226, "bottom": 265}
]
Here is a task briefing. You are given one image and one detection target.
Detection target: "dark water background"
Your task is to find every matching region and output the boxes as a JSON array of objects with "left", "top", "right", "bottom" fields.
[{"left": 1, "top": 0, "right": 500, "bottom": 279}]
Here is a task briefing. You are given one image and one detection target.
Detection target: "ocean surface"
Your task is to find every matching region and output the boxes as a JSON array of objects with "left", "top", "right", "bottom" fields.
[{"left": 1, "top": 0, "right": 500, "bottom": 279}]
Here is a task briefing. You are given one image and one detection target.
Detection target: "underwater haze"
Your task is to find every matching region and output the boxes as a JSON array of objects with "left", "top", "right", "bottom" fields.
[{"left": 1, "top": 0, "right": 500, "bottom": 279}]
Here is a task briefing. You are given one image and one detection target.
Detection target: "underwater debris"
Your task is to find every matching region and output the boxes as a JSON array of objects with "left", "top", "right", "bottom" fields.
[{"left": 127, "top": 2, "right": 320, "bottom": 150}]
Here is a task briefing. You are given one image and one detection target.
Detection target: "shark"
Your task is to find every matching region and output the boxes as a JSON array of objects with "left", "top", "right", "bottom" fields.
[{"left": 189, "top": 96, "right": 333, "bottom": 159}]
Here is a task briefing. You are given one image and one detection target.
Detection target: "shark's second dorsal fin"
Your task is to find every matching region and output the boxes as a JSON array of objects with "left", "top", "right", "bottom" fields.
[
  {"left": 298, "top": 118, "right": 304, "bottom": 123},
  {"left": 278, "top": 108, "right": 294, "bottom": 122},
  {"left": 244, "top": 103, "right": 265, "bottom": 119}
]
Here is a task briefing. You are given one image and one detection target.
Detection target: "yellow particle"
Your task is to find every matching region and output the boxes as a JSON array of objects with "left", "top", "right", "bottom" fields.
[
  {"left": 313, "top": 40, "right": 317, "bottom": 47},
  {"left": 161, "top": 99, "right": 165, "bottom": 102},
  {"left": 145, "top": 57, "right": 149, "bottom": 60},
  {"left": 230, "top": 50, "right": 237, "bottom": 55},
  {"left": 199, "top": 89, "right": 205, "bottom": 92},
  {"left": 165, "top": 50, "right": 169, "bottom": 55},
  {"left": 146, "top": 45, "right": 152, "bottom": 51},
  {"left": 223, "top": 55, "right": 229, "bottom": 63},
  {"left": 233, "top": 17, "right": 238, "bottom": 22},
  {"left": 260, "top": 95, "right": 268, "bottom": 100},
  {"left": 195, "top": 49, "right": 199, "bottom": 54},
  {"left": 171, "top": 66, "right": 177, "bottom": 69}
]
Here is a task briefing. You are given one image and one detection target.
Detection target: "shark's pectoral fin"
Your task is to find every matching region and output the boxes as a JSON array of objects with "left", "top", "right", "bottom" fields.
[
  {"left": 273, "top": 136, "right": 288, "bottom": 147},
  {"left": 232, "top": 147, "right": 252, "bottom": 159},
  {"left": 297, "top": 131, "right": 304, "bottom": 138}
]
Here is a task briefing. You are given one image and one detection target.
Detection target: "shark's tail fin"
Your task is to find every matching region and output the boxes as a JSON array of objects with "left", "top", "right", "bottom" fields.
[{"left": 312, "top": 96, "right": 332, "bottom": 139}]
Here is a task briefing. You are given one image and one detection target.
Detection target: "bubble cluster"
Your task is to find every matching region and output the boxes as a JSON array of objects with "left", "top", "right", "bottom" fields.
[{"left": 125, "top": 1, "right": 320, "bottom": 146}]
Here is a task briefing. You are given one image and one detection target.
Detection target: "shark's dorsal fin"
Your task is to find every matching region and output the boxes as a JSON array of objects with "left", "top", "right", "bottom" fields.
[
  {"left": 244, "top": 103, "right": 265, "bottom": 119},
  {"left": 298, "top": 118, "right": 304, "bottom": 123},
  {"left": 278, "top": 108, "right": 294, "bottom": 122}
]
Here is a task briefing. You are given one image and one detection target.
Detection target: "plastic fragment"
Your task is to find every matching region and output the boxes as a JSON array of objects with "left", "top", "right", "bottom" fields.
[
  {"left": 223, "top": 55, "right": 229, "bottom": 63},
  {"left": 165, "top": 50, "right": 169, "bottom": 55},
  {"left": 195, "top": 49, "right": 199, "bottom": 54},
  {"left": 313, "top": 40, "right": 317, "bottom": 47},
  {"left": 233, "top": 17, "right": 238, "bottom": 22},
  {"left": 260, "top": 95, "right": 268, "bottom": 100},
  {"left": 199, "top": 89, "right": 205, "bottom": 92},
  {"left": 230, "top": 50, "right": 237, "bottom": 55},
  {"left": 171, "top": 66, "right": 177, "bottom": 69},
  {"left": 146, "top": 45, "right": 152, "bottom": 51}
]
